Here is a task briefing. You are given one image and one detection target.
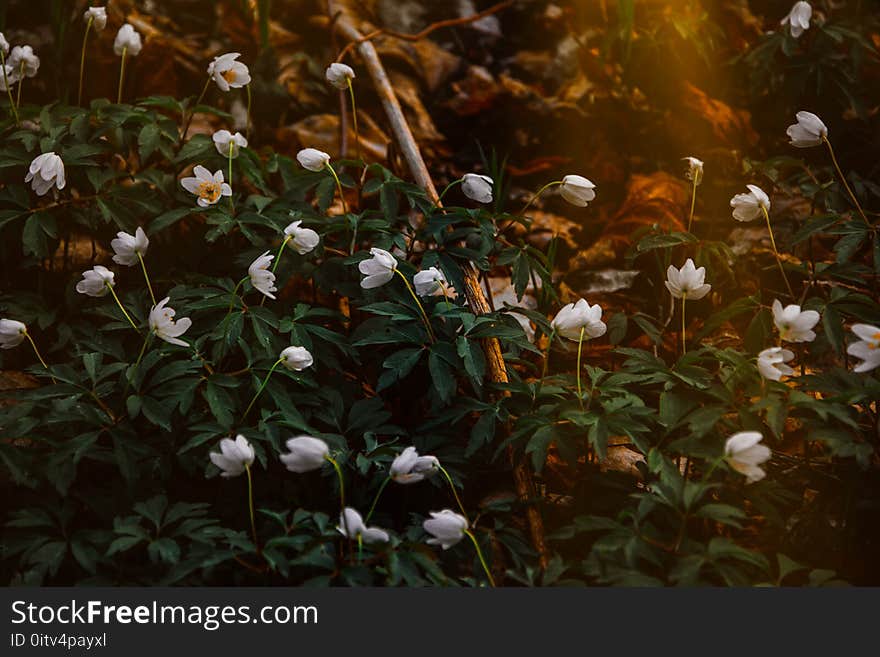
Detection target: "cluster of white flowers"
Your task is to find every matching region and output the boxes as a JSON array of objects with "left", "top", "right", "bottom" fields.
[{"left": 1, "top": 37, "right": 40, "bottom": 91}]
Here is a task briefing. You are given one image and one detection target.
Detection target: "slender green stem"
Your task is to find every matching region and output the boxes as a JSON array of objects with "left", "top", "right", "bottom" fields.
[
  {"left": 760, "top": 205, "right": 795, "bottom": 298},
  {"left": 576, "top": 326, "right": 586, "bottom": 410},
  {"left": 271, "top": 236, "right": 290, "bottom": 274},
  {"left": 24, "top": 331, "right": 54, "bottom": 382},
  {"left": 325, "top": 163, "right": 348, "bottom": 214},
  {"left": 245, "top": 464, "right": 259, "bottom": 551},
  {"left": 325, "top": 454, "right": 351, "bottom": 559},
  {"left": 107, "top": 284, "right": 139, "bottom": 331},
  {"left": 181, "top": 77, "right": 211, "bottom": 141},
  {"left": 242, "top": 358, "right": 282, "bottom": 422},
  {"left": 224, "top": 276, "right": 250, "bottom": 319},
  {"left": 822, "top": 135, "right": 869, "bottom": 224},
  {"left": 116, "top": 47, "right": 127, "bottom": 104},
  {"left": 78, "top": 16, "right": 93, "bottom": 106},
  {"left": 701, "top": 455, "right": 725, "bottom": 483},
  {"left": 437, "top": 178, "right": 463, "bottom": 204},
  {"left": 15, "top": 61, "right": 24, "bottom": 110},
  {"left": 464, "top": 530, "right": 496, "bottom": 587},
  {"left": 687, "top": 178, "right": 697, "bottom": 233},
  {"left": 364, "top": 476, "right": 391, "bottom": 523},
  {"left": 357, "top": 534, "right": 363, "bottom": 563},
  {"left": 137, "top": 252, "right": 156, "bottom": 306},
  {"left": 680, "top": 297, "right": 687, "bottom": 356},
  {"left": 0, "top": 51, "right": 19, "bottom": 125},
  {"left": 228, "top": 143, "right": 234, "bottom": 213},
  {"left": 395, "top": 269, "right": 436, "bottom": 343},
  {"left": 134, "top": 333, "right": 150, "bottom": 369},
  {"left": 437, "top": 465, "right": 468, "bottom": 522},
  {"left": 347, "top": 79, "right": 361, "bottom": 162},
  {"left": 520, "top": 180, "right": 562, "bottom": 216},
  {"left": 245, "top": 84, "right": 252, "bottom": 141}
]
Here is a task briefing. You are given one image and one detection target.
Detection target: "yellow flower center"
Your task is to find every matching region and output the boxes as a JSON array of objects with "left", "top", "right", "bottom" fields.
[
  {"left": 222, "top": 69, "right": 237, "bottom": 84},
  {"left": 197, "top": 181, "right": 222, "bottom": 204}
]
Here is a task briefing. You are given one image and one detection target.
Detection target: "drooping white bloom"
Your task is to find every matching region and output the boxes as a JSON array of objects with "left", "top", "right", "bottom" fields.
[
  {"left": 757, "top": 347, "right": 795, "bottom": 381},
  {"left": 148, "top": 297, "right": 192, "bottom": 347},
  {"left": 283, "top": 220, "right": 320, "bottom": 255},
  {"left": 423, "top": 509, "right": 468, "bottom": 550},
  {"left": 75, "top": 265, "right": 115, "bottom": 297},
  {"left": 413, "top": 267, "right": 448, "bottom": 297},
  {"left": 781, "top": 1, "right": 812, "bottom": 38},
  {"left": 207, "top": 52, "right": 250, "bottom": 91},
  {"left": 786, "top": 111, "right": 827, "bottom": 148},
  {"left": 212, "top": 130, "right": 248, "bottom": 158},
  {"left": 551, "top": 299, "right": 607, "bottom": 341},
  {"left": 0, "top": 65, "right": 18, "bottom": 91},
  {"left": 280, "top": 346, "right": 313, "bottom": 372},
  {"left": 25, "top": 152, "right": 65, "bottom": 196},
  {"left": 559, "top": 175, "right": 596, "bottom": 207},
  {"left": 390, "top": 446, "right": 439, "bottom": 484},
  {"left": 280, "top": 436, "right": 329, "bottom": 473},
  {"left": 461, "top": 173, "right": 493, "bottom": 204},
  {"left": 724, "top": 431, "right": 771, "bottom": 484},
  {"left": 0, "top": 32, "right": 8, "bottom": 56},
  {"left": 358, "top": 248, "right": 397, "bottom": 289},
  {"left": 683, "top": 157, "right": 704, "bottom": 185},
  {"left": 846, "top": 324, "right": 880, "bottom": 373},
  {"left": 0, "top": 319, "right": 27, "bottom": 350},
  {"left": 296, "top": 148, "right": 330, "bottom": 172},
  {"left": 113, "top": 24, "right": 142, "bottom": 56},
  {"left": 325, "top": 62, "right": 355, "bottom": 90},
  {"left": 336, "top": 508, "right": 390, "bottom": 544},
  {"left": 84, "top": 7, "right": 108, "bottom": 31},
  {"left": 247, "top": 251, "right": 277, "bottom": 300},
  {"left": 665, "top": 259, "right": 711, "bottom": 300},
  {"left": 772, "top": 299, "right": 820, "bottom": 343},
  {"left": 8, "top": 45, "right": 40, "bottom": 77},
  {"left": 180, "top": 165, "right": 232, "bottom": 207},
  {"left": 209, "top": 435, "right": 255, "bottom": 478},
  {"left": 111, "top": 226, "right": 149, "bottom": 266},
  {"left": 730, "top": 184, "right": 770, "bottom": 222}
]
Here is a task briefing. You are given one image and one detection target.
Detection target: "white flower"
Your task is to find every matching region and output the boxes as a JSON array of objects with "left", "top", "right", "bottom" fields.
[
  {"left": 551, "top": 299, "right": 607, "bottom": 341},
  {"left": 209, "top": 435, "right": 255, "bottom": 478},
  {"left": 110, "top": 226, "right": 149, "bottom": 266},
  {"left": 280, "top": 346, "right": 313, "bottom": 372},
  {"left": 786, "top": 111, "right": 827, "bottom": 148},
  {"left": 757, "top": 347, "right": 795, "bottom": 381},
  {"left": 423, "top": 509, "right": 468, "bottom": 550},
  {"left": 358, "top": 248, "right": 397, "bottom": 289},
  {"left": 84, "top": 7, "right": 108, "bottom": 31},
  {"left": 113, "top": 24, "right": 142, "bottom": 56},
  {"left": 781, "top": 1, "right": 812, "bottom": 38},
  {"left": 180, "top": 165, "right": 232, "bottom": 207},
  {"left": 461, "top": 173, "right": 493, "bottom": 204},
  {"left": 846, "top": 324, "right": 880, "bottom": 373},
  {"left": 25, "top": 152, "right": 65, "bottom": 196},
  {"left": 296, "top": 148, "right": 331, "bottom": 172},
  {"left": 248, "top": 251, "right": 277, "bottom": 300},
  {"left": 724, "top": 431, "right": 771, "bottom": 484},
  {"left": 683, "top": 157, "right": 704, "bottom": 185},
  {"left": 283, "top": 220, "right": 320, "bottom": 255},
  {"left": 390, "top": 446, "right": 439, "bottom": 484},
  {"left": 413, "top": 267, "right": 448, "bottom": 297},
  {"left": 212, "top": 130, "right": 247, "bottom": 158},
  {"left": 730, "top": 184, "right": 770, "bottom": 222},
  {"left": 0, "top": 319, "right": 27, "bottom": 350},
  {"left": 8, "top": 45, "right": 40, "bottom": 77},
  {"left": 336, "top": 508, "right": 389, "bottom": 544},
  {"left": 772, "top": 299, "right": 820, "bottom": 343},
  {"left": 0, "top": 64, "right": 20, "bottom": 91},
  {"left": 280, "top": 436, "right": 329, "bottom": 473},
  {"left": 665, "top": 259, "right": 711, "bottom": 300},
  {"left": 148, "top": 297, "right": 192, "bottom": 347},
  {"left": 75, "top": 265, "right": 115, "bottom": 297},
  {"left": 325, "top": 62, "right": 355, "bottom": 90},
  {"left": 559, "top": 175, "right": 596, "bottom": 207},
  {"left": 0, "top": 32, "right": 8, "bottom": 56},
  {"left": 207, "top": 52, "right": 250, "bottom": 91}
]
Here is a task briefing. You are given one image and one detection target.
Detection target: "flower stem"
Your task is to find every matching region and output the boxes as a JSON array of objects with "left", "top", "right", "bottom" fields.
[
  {"left": 137, "top": 252, "right": 157, "bottom": 306},
  {"left": 680, "top": 298, "right": 687, "bottom": 356},
  {"left": 576, "top": 326, "right": 586, "bottom": 410},
  {"left": 116, "top": 47, "right": 127, "bottom": 104},
  {"left": 520, "top": 180, "right": 562, "bottom": 216},
  {"left": 687, "top": 178, "right": 697, "bottom": 233},
  {"left": 437, "top": 465, "right": 469, "bottom": 522},
  {"left": 394, "top": 269, "right": 436, "bottom": 343},
  {"left": 15, "top": 61, "right": 24, "bottom": 110},
  {"left": 760, "top": 205, "right": 795, "bottom": 298},
  {"left": 245, "top": 464, "right": 259, "bottom": 552},
  {"left": 325, "top": 163, "right": 348, "bottom": 214},
  {"left": 437, "top": 178, "right": 463, "bottom": 204},
  {"left": 464, "top": 530, "right": 496, "bottom": 587},
  {"left": 24, "top": 331, "right": 54, "bottom": 382},
  {"left": 347, "top": 79, "right": 361, "bottom": 162},
  {"left": 242, "top": 358, "right": 282, "bottom": 422},
  {"left": 271, "top": 237, "right": 290, "bottom": 274},
  {"left": 0, "top": 51, "right": 19, "bottom": 125},
  {"left": 245, "top": 84, "right": 252, "bottom": 141},
  {"left": 364, "top": 476, "right": 391, "bottom": 523},
  {"left": 325, "top": 454, "right": 352, "bottom": 560},
  {"left": 181, "top": 77, "right": 211, "bottom": 141},
  {"left": 223, "top": 276, "right": 249, "bottom": 321},
  {"left": 228, "top": 143, "right": 235, "bottom": 214},
  {"left": 822, "top": 135, "right": 869, "bottom": 225},
  {"left": 78, "top": 16, "right": 93, "bottom": 106},
  {"left": 107, "top": 284, "right": 139, "bottom": 331}
]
